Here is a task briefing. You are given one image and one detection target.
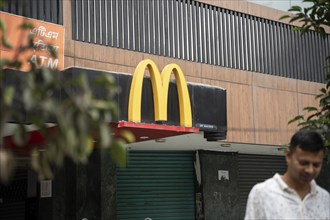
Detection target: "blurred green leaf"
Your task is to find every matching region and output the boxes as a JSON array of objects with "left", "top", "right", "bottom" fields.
[
  {"left": 99, "top": 123, "right": 111, "bottom": 149},
  {"left": 19, "top": 22, "right": 33, "bottom": 30},
  {"left": 3, "top": 86, "right": 15, "bottom": 105},
  {"left": 120, "top": 130, "right": 136, "bottom": 143},
  {"left": 288, "top": 115, "right": 304, "bottom": 124},
  {"left": 110, "top": 140, "right": 128, "bottom": 167},
  {"left": 0, "top": 15, "right": 126, "bottom": 183},
  {"left": 13, "top": 124, "right": 28, "bottom": 146}
]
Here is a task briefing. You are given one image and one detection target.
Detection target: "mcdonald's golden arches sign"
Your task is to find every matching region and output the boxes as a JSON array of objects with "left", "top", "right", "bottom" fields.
[{"left": 128, "top": 59, "right": 192, "bottom": 127}]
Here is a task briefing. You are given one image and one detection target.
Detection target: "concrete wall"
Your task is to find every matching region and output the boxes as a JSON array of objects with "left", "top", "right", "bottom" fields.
[{"left": 200, "top": 150, "right": 240, "bottom": 220}]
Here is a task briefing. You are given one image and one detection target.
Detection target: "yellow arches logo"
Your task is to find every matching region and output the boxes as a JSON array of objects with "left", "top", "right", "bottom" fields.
[{"left": 128, "top": 59, "right": 192, "bottom": 127}]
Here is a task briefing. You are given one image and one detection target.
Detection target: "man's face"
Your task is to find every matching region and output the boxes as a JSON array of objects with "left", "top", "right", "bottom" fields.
[{"left": 285, "top": 146, "right": 324, "bottom": 186}]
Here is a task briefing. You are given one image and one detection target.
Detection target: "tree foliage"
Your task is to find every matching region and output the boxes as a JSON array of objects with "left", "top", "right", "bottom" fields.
[
  {"left": 0, "top": 16, "right": 133, "bottom": 184},
  {"left": 282, "top": 0, "right": 330, "bottom": 158},
  {"left": 280, "top": 0, "right": 330, "bottom": 37}
]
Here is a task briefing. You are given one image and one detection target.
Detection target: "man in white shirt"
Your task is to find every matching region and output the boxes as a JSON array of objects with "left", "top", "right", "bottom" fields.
[{"left": 245, "top": 130, "right": 330, "bottom": 220}]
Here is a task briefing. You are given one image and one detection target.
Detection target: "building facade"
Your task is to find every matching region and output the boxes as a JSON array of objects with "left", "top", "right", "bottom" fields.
[{"left": 1, "top": 0, "right": 330, "bottom": 220}]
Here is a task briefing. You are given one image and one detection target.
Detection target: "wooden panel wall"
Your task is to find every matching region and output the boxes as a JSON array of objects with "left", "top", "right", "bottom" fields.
[{"left": 62, "top": 0, "right": 324, "bottom": 146}]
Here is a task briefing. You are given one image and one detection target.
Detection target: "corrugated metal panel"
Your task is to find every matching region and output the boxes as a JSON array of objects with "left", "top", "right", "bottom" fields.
[
  {"left": 238, "top": 154, "right": 286, "bottom": 219},
  {"left": 72, "top": 0, "right": 329, "bottom": 83},
  {"left": 0, "top": 0, "right": 62, "bottom": 24},
  {"left": 117, "top": 151, "right": 195, "bottom": 220}
]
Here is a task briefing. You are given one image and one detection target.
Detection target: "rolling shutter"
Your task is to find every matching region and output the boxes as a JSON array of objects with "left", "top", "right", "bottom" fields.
[
  {"left": 117, "top": 151, "right": 195, "bottom": 220},
  {"left": 238, "top": 154, "right": 287, "bottom": 219}
]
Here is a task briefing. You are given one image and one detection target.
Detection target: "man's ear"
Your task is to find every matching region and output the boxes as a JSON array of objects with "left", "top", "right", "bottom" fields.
[{"left": 285, "top": 149, "right": 291, "bottom": 162}]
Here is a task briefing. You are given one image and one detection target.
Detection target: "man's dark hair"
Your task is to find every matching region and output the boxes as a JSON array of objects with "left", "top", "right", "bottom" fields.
[{"left": 289, "top": 129, "right": 324, "bottom": 152}]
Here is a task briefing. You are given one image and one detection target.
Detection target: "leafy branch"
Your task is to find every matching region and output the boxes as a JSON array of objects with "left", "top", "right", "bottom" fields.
[{"left": 0, "top": 19, "right": 133, "bottom": 183}]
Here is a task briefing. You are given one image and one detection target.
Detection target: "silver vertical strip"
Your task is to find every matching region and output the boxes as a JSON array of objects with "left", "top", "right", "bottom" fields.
[
  {"left": 171, "top": 0, "right": 176, "bottom": 57},
  {"left": 251, "top": 17, "right": 257, "bottom": 71},
  {"left": 137, "top": 0, "right": 141, "bottom": 51},
  {"left": 283, "top": 25, "right": 289, "bottom": 77},
  {"left": 293, "top": 29, "right": 298, "bottom": 77},
  {"left": 312, "top": 32, "right": 318, "bottom": 81},
  {"left": 161, "top": 0, "right": 165, "bottom": 55},
  {"left": 82, "top": 0, "right": 85, "bottom": 41},
  {"left": 132, "top": 0, "right": 136, "bottom": 50},
  {"left": 215, "top": 8, "right": 220, "bottom": 65},
  {"left": 189, "top": 0, "right": 193, "bottom": 61},
  {"left": 166, "top": 0, "right": 171, "bottom": 56},
  {"left": 75, "top": 0, "right": 79, "bottom": 40},
  {"left": 121, "top": 0, "right": 125, "bottom": 48},
  {"left": 255, "top": 17, "right": 260, "bottom": 72},
  {"left": 294, "top": 31, "right": 302, "bottom": 76},
  {"left": 115, "top": 0, "right": 119, "bottom": 47},
  {"left": 151, "top": 0, "right": 156, "bottom": 54},
  {"left": 181, "top": 0, "right": 186, "bottom": 60},
  {"left": 228, "top": 10, "right": 233, "bottom": 68},
  {"left": 205, "top": 5, "right": 210, "bottom": 64},
  {"left": 88, "top": 0, "right": 91, "bottom": 42},
  {"left": 278, "top": 23, "right": 283, "bottom": 76},
  {"left": 203, "top": 5, "right": 208, "bottom": 63},
  {"left": 236, "top": 12, "right": 241, "bottom": 69},
  {"left": 223, "top": 9, "right": 228, "bottom": 67},
  {"left": 233, "top": 11, "right": 238, "bottom": 69},
  {"left": 263, "top": 19, "right": 267, "bottom": 74},
  {"left": 207, "top": 5, "right": 212, "bottom": 64},
  {"left": 194, "top": 1, "right": 199, "bottom": 62},
  {"left": 246, "top": 15, "right": 251, "bottom": 71},
  {"left": 308, "top": 32, "right": 313, "bottom": 80},
  {"left": 156, "top": 0, "right": 160, "bottom": 55},
  {"left": 258, "top": 18, "right": 264, "bottom": 73},
  {"left": 210, "top": 6, "right": 215, "bottom": 65},
  {"left": 219, "top": 9, "right": 224, "bottom": 66},
  {"left": 105, "top": 0, "right": 108, "bottom": 45},
  {"left": 198, "top": 3, "right": 202, "bottom": 62},
  {"left": 110, "top": 0, "right": 113, "bottom": 47},
  {"left": 300, "top": 30, "right": 305, "bottom": 78},
  {"left": 314, "top": 32, "right": 320, "bottom": 82},
  {"left": 288, "top": 25, "right": 294, "bottom": 77},
  {"left": 142, "top": 0, "right": 146, "bottom": 53},
  {"left": 179, "top": 0, "right": 184, "bottom": 59},
  {"left": 127, "top": 0, "right": 130, "bottom": 50},
  {"left": 269, "top": 21, "right": 274, "bottom": 74},
  {"left": 306, "top": 32, "right": 313, "bottom": 80},
  {"left": 176, "top": 0, "right": 180, "bottom": 58},
  {"left": 242, "top": 14, "right": 247, "bottom": 70},
  {"left": 147, "top": 0, "right": 151, "bottom": 53},
  {"left": 263, "top": 20, "right": 268, "bottom": 74},
  {"left": 93, "top": 0, "right": 96, "bottom": 43},
  {"left": 299, "top": 29, "right": 305, "bottom": 78},
  {"left": 275, "top": 22, "right": 280, "bottom": 75},
  {"left": 318, "top": 33, "right": 324, "bottom": 81},
  {"left": 185, "top": 0, "right": 189, "bottom": 60},
  {"left": 238, "top": 12, "right": 242, "bottom": 69}
]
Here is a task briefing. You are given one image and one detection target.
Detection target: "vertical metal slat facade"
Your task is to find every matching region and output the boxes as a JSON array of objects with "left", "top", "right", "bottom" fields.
[
  {"left": 72, "top": 0, "right": 330, "bottom": 83},
  {"left": 0, "top": 0, "right": 62, "bottom": 24}
]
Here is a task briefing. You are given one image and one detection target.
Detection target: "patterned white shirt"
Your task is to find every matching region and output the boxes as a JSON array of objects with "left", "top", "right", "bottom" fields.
[{"left": 245, "top": 173, "right": 330, "bottom": 220}]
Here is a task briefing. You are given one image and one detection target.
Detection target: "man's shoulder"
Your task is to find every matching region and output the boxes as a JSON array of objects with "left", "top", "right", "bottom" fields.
[
  {"left": 315, "top": 184, "right": 330, "bottom": 198},
  {"left": 251, "top": 175, "right": 278, "bottom": 193}
]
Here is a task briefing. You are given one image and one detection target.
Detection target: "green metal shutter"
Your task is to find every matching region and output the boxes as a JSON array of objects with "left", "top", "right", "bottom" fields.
[
  {"left": 238, "top": 154, "right": 287, "bottom": 219},
  {"left": 117, "top": 151, "right": 195, "bottom": 220}
]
